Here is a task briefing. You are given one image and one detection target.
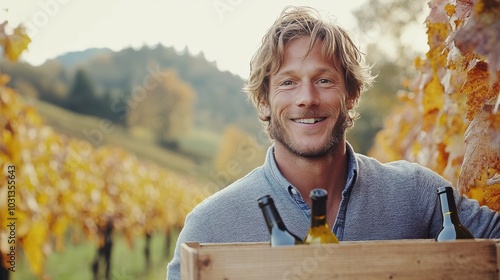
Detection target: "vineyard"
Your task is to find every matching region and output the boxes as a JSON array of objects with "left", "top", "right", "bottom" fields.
[
  {"left": 1, "top": 0, "right": 500, "bottom": 279},
  {"left": 0, "top": 71, "right": 208, "bottom": 278},
  {"left": 0, "top": 21, "right": 208, "bottom": 280}
]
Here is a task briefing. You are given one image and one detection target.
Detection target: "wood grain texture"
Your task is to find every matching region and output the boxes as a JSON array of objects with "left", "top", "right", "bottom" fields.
[{"left": 181, "top": 239, "right": 500, "bottom": 280}]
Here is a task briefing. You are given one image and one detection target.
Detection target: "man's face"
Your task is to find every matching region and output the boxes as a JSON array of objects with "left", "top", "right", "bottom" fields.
[{"left": 264, "top": 36, "right": 353, "bottom": 158}]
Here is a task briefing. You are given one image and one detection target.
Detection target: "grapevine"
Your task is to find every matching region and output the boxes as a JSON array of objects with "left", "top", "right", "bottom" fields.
[{"left": 370, "top": 0, "right": 500, "bottom": 210}]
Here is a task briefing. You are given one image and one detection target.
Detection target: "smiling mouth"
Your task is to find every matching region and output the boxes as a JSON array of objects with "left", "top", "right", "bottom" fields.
[{"left": 292, "top": 118, "right": 325, "bottom": 124}]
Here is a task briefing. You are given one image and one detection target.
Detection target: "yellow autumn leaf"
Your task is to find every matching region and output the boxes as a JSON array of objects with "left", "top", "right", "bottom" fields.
[
  {"left": 1, "top": 24, "right": 31, "bottom": 62},
  {"left": 425, "top": 22, "right": 449, "bottom": 70},
  {"left": 422, "top": 75, "right": 444, "bottom": 131},
  {"left": 52, "top": 216, "right": 70, "bottom": 252},
  {"left": 458, "top": 103, "right": 500, "bottom": 195},
  {"left": 467, "top": 184, "right": 485, "bottom": 205},
  {"left": 482, "top": 174, "right": 500, "bottom": 211},
  {"left": 0, "top": 74, "right": 10, "bottom": 86},
  {"left": 445, "top": 3, "right": 455, "bottom": 17},
  {"left": 461, "top": 62, "right": 500, "bottom": 120},
  {"left": 21, "top": 219, "right": 48, "bottom": 277},
  {"left": 423, "top": 75, "right": 445, "bottom": 113}
]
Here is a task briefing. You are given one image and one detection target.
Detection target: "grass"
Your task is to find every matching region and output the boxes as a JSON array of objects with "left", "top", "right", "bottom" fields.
[
  {"left": 178, "top": 128, "right": 222, "bottom": 160},
  {"left": 12, "top": 232, "right": 177, "bottom": 280}
]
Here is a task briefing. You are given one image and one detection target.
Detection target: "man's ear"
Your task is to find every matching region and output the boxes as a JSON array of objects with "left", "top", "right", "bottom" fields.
[
  {"left": 258, "top": 102, "right": 271, "bottom": 121},
  {"left": 346, "top": 98, "right": 356, "bottom": 110}
]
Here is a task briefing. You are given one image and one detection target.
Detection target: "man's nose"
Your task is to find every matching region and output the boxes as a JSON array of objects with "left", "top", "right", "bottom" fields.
[{"left": 295, "top": 81, "right": 320, "bottom": 107}]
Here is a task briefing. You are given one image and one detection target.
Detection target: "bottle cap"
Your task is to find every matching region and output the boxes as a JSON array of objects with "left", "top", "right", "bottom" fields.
[
  {"left": 258, "top": 195, "right": 273, "bottom": 207},
  {"left": 437, "top": 186, "right": 452, "bottom": 194},
  {"left": 310, "top": 188, "right": 328, "bottom": 201}
]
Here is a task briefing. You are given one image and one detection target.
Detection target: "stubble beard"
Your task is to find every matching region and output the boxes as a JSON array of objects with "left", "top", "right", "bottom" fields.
[{"left": 269, "top": 107, "right": 349, "bottom": 158}]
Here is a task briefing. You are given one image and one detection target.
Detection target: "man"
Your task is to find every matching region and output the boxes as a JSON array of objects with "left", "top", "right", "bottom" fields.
[{"left": 166, "top": 6, "right": 500, "bottom": 279}]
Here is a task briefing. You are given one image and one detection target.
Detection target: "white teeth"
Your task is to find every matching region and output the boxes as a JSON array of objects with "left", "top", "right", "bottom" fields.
[{"left": 295, "top": 118, "right": 321, "bottom": 124}]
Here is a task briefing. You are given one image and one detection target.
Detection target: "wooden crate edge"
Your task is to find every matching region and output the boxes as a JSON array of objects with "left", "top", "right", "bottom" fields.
[
  {"left": 181, "top": 242, "right": 200, "bottom": 280},
  {"left": 494, "top": 239, "right": 500, "bottom": 280},
  {"left": 181, "top": 239, "right": 500, "bottom": 280}
]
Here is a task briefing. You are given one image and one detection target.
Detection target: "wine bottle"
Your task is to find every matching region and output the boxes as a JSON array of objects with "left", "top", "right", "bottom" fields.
[
  {"left": 304, "top": 188, "right": 339, "bottom": 244},
  {"left": 258, "top": 195, "right": 303, "bottom": 246},
  {"left": 435, "top": 186, "right": 474, "bottom": 241}
]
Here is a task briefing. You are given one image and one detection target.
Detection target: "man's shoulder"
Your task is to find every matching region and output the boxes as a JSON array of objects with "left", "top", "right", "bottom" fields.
[
  {"left": 214, "top": 165, "right": 269, "bottom": 198},
  {"left": 355, "top": 153, "right": 432, "bottom": 173},
  {"left": 179, "top": 165, "right": 273, "bottom": 243},
  {"left": 188, "top": 166, "right": 270, "bottom": 217},
  {"left": 354, "top": 152, "right": 450, "bottom": 186}
]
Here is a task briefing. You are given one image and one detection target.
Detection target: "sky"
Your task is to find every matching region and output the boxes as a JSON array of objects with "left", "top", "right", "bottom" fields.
[{"left": 2, "top": 0, "right": 428, "bottom": 79}]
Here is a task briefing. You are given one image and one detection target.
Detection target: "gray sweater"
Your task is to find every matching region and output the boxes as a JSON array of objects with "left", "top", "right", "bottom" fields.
[{"left": 166, "top": 144, "right": 500, "bottom": 279}]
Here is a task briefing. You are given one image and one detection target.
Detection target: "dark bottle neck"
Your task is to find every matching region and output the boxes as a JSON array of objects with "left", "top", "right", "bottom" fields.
[
  {"left": 311, "top": 190, "right": 328, "bottom": 227},
  {"left": 258, "top": 196, "right": 286, "bottom": 232},
  {"left": 438, "top": 186, "right": 461, "bottom": 225}
]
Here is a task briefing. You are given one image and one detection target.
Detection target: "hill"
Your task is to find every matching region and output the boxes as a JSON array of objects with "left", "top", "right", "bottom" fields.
[
  {"left": 54, "top": 48, "right": 114, "bottom": 68},
  {"left": 32, "top": 97, "right": 200, "bottom": 174},
  {"left": 1, "top": 44, "right": 261, "bottom": 137},
  {"left": 53, "top": 45, "right": 261, "bottom": 135}
]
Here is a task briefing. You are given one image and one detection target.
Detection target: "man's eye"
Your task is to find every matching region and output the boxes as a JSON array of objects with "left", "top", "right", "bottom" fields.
[
  {"left": 318, "top": 79, "right": 331, "bottom": 84},
  {"left": 280, "top": 80, "right": 293, "bottom": 86}
]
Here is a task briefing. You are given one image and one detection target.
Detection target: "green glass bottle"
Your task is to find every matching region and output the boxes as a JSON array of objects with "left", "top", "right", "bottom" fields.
[
  {"left": 258, "top": 195, "right": 303, "bottom": 246},
  {"left": 435, "top": 186, "right": 474, "bottom": 241},
  {"left": 304, "top": 188, "right": 339, "bottom": 244}
]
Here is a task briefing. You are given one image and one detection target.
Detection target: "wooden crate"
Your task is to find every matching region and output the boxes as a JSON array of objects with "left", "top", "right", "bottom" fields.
[{"left": 181, "top": 239, "right": 500, "bottom": 280}]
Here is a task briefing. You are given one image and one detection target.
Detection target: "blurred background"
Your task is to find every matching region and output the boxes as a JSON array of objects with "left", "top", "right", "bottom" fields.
[{"left": 1, "top": 0, "right": 460, "bottom": 279}]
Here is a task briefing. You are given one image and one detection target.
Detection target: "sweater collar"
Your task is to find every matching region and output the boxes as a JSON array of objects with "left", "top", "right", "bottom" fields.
[{"left": 262, "top": 142, "right": 358, "bottom": 195}]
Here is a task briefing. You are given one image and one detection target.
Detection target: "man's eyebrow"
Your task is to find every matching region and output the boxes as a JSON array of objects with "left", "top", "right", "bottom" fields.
[
  {"left": 273, "top": 67, "right": 341, "bottom": 80},
  {"left": 312, "top": 67, "right": 341, "bottom": 76},
  {"left": 272, "top": 70, "right": 295, "bottom": 80}
]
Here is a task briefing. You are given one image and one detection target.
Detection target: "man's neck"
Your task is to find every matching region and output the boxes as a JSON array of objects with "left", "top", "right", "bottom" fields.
[{"left": 273, "top": 140, "right": 349, "bottom": 205}]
